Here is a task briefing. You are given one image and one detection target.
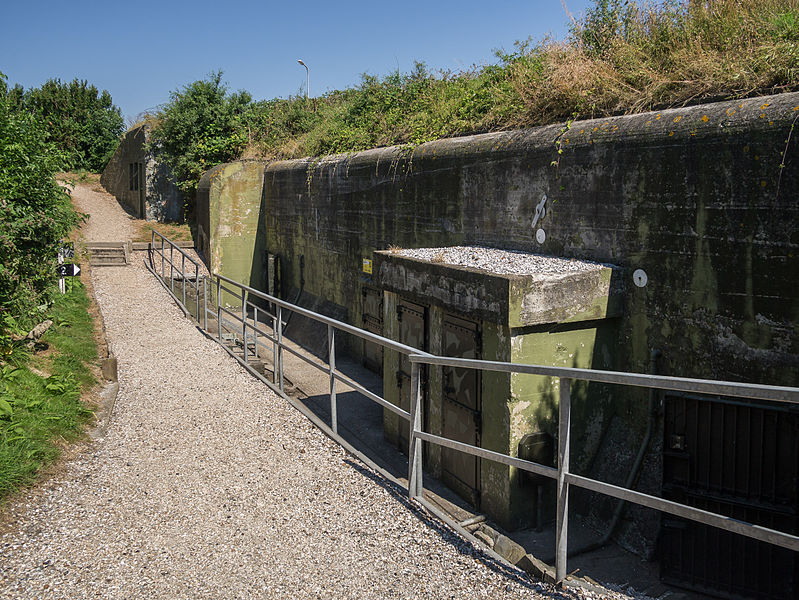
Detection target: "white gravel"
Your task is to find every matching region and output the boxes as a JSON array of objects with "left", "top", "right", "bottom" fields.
[
  {"left": 394, "top": 247, "right": 606, "bottom": 277},
  {"left": 0, "top": 186, "right": 565, "bottom": 598}
]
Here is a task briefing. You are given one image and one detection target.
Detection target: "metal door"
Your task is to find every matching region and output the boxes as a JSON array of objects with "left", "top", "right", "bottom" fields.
[
  {"left": 362, "top": 287, "right": 383, "bottom": 374},
  {"left": 441, "top": 314, "right": 481, "bottom": 507},
  {"left": 661, "top": 393, "right": 799, "bottom": 600},
  {"left": 396, "top": 300, "right": 427, "bottom": 454}
]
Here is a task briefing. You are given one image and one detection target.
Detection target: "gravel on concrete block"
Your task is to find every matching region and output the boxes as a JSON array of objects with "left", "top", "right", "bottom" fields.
[{"left": 394, "top": 246, "right": 609, "bottom": 277}]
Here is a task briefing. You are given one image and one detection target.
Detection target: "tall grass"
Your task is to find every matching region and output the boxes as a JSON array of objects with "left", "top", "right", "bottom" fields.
[{"left": 242, "top": 0, "right": 798, "bottom": 161}]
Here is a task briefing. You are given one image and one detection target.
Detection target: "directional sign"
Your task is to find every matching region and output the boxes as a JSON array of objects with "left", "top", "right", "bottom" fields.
[
  {"left": 59, "top": 242, "right": 75, "bottom": 259},
  {"left": 56, "top": 263, "right": 81, "bottom": 277}
]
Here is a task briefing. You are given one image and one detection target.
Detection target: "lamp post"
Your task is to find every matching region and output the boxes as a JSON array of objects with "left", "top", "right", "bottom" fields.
[{"left": 297, "top": 59, "right": 309, "bottom": 99}]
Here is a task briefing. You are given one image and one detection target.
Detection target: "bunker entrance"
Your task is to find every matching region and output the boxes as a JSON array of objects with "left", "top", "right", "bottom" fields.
[
  {"left": 396, "top": 300, "right": 428, "bottom": 454},
  {"left": 441, "top": 314, "right": 482, "bottom": 508},
  {"left": 374, "top": 246, "right": 622, "bottom": 529},
  {"left": 661, "top": 393, "right": 799, "bottom": 600},
  {"left": 361, "top": 287, "right": 383, "bottom": 374}
]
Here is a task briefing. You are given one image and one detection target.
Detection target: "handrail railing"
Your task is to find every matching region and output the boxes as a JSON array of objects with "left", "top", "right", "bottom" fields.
[
  {"left": 404, "top": 354, "right": 799, "bottom": 583},
  {"left": 147, "top": 230, "right": 202, "bottom": 320},
  {"left": 144, "top": 240, "right": 799, "bottom": 589}
]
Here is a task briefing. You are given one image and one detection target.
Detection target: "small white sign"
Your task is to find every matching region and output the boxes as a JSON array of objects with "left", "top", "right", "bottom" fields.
[
  {"left": 633, "top": 269, "right": 648, "bottom": 288},
  {"left": 535, "top": 228, "right": 546, "bottom": 244}
]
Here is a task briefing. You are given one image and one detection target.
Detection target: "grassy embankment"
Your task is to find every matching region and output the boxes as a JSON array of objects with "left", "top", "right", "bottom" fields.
[
  {"left": 0, "top": 280, "right": 98, "bottom": 501},
  {"left": 241, "top": 0, "right": 799, "bottom": 161}
]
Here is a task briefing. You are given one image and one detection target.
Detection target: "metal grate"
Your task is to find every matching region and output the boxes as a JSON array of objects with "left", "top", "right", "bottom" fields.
[{"left": 662, "top": 393, "right": 799, "bottom": 599}]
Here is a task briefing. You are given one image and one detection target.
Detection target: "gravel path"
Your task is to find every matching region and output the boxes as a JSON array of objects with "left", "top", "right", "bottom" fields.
[{"left": 0, "top": 186, "right": 558, "bottom": 598}]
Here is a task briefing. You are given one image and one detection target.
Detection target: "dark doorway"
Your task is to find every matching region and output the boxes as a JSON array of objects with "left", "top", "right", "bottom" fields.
[
  {"left": 441, "top": 313, "right": 482, "bottom": 508},
  {"left": 661, "top": 393, "right": 799, "bottom": 600},
  {"left": 396, "top": 300, "right": 427, "bottom": 454}
]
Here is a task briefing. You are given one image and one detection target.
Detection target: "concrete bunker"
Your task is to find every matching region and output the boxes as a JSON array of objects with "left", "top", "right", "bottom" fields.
[
  {"left": 374, "top": 246, "right": 623, "bottom": 529},
  {"left": 195, "top": 91, "right": 799, "bottom": 598},
  {"left": 101, "top": 124, "right": 183, "bottom": 221}
]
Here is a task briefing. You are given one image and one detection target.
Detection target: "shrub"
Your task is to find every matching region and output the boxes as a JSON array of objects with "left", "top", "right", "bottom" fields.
[
  {"left": 21, "top": 78, "right": 124, "bottom": 172},
  {"left": 147, "top": 72, "right": 252, "bottom": 204},
  {"left": 0, "top": 72, "right": 81, "bottom": 331}
]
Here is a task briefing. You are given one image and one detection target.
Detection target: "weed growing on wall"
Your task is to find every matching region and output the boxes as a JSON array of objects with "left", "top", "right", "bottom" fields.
[{"left": 244, "top": 0, "right": 797, "bottom": 160}]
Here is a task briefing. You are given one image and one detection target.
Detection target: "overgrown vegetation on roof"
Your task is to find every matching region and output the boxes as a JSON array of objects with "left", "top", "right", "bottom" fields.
[{"left": 147, "top": 0, "right": 799, "bottom": 200}]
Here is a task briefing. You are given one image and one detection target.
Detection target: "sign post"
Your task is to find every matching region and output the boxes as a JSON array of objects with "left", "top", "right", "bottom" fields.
[{"left": 57, "top": 242, "right": 78, "bottom": 294}]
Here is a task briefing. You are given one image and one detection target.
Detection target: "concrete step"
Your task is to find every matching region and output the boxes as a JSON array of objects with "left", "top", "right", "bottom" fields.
[
  {"left": 86, "top": 241, "right": 130, "bottom": 267},
  {"left": 91, "top": 261, "right": 127, "bottom": 267}
]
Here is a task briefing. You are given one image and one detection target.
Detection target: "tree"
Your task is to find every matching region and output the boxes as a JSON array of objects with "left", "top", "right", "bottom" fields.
[
  {"left": 23, "top": 78, "right": 124, "bottom": 172},
  {"left": 147, "top": 71, "right": 252, "bottom": 204}
]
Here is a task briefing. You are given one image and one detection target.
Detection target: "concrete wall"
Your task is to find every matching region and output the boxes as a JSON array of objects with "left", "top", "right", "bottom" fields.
[
  {"left": 101, "top": 124, "right": 183, "bottom": 222},
  {"left": 201, "top": 92, "right": 799, "bottom": 552},
  {"left": 196, "top": 161, "right": 266, "bottom": 306}
]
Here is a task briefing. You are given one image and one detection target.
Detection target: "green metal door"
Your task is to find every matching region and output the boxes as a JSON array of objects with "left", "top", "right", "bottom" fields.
[
  {"left": 442, "top": 314, "right": 481, "bottom": 507},
  {"left": 397, "top": 300, "right": 427, "bottom": 454}
]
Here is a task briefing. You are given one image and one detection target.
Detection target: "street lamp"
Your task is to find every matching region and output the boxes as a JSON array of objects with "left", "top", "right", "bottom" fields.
[{"left": 297, "top": 59, "right": 309, "bottom": 99}]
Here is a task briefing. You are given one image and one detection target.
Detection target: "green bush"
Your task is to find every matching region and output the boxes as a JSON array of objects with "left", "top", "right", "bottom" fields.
[
  {"left": 147, "top": 71, "right": 252, "bottom": 204},
  {"left": 0, "top": 281, "right": 95, "bottom": 499},
  {"left": 20, "top": 78, "right": 124, "bottom": 173},
  {"left": 0, "top": 72, "right": 81, "bottom": 332}
]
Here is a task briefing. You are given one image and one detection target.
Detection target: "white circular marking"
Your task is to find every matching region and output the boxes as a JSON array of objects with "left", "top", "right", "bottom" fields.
[
  {"left": 536, "top": 228, "right": 546, "bottom": 244},
  {"left": 633, "top": 269, "right": 648, "bottom": 288}
]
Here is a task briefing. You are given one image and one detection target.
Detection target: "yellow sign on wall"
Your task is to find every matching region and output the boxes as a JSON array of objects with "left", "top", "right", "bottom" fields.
[{"left": 362, "top": 258, "right": 373, "bottom": 274}]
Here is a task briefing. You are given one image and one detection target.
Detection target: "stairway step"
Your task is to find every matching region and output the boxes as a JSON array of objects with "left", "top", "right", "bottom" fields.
[{"left": 91, "top": 261, "right": 128, "bottom": 267}]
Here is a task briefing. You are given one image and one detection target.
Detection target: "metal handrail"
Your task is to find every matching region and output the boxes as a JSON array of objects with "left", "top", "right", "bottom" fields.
[
  {"left": 411, "top": 354, "right": 799, "bottom": 403},
  {"left": 213, "top": 272, "right": 434, "bottom": 359},
  {"left": 405, "top": 354, "right": 799, "bottom": 583},
  {"left": 148, "top": 230, "right": 202, "bottom": 320},
  {"left": 145, "top": 248, "right": 799, "bottom": 589}
]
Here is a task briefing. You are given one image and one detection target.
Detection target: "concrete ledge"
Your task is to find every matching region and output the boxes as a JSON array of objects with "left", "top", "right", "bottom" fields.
[{"left": 375, "top": 249, "right": 622, "bottom": 326}]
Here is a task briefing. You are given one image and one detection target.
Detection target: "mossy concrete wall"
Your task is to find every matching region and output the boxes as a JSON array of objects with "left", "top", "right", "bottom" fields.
[
  {"left": 196, "top": 161, "right": 267, "bottom": 307},
  {"left": 101, "top": 124, "right": 182, "bottom": 222},
  {"left": 201, "top": 92, "right": 799, "bottom": 550}
]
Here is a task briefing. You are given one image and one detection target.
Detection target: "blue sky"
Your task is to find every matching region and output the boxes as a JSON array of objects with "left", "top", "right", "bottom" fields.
[{"left": 1, "top": 0, "right": 593, "bottom": 123}]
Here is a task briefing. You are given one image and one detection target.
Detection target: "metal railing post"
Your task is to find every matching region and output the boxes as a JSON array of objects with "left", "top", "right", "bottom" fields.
[
  {"left": 556, "top": 377, "right": 572, "bottom": 584},
  {"left": 253, "top": 306, "right": 259, "bottom": 358},
  {"left": 241, "top": 288, "right": 248, "bottom": 364},
  {"left": 181, "top": 253, "right": 187, "bottom": 308},
  {"left": 277, "top": 306, "right": 284, "bottom": 392},
  {"left": 194, "top": 263, "right": 199, "bottom": 321},
  {"left": 328, "top": 325, "right": 337, "bottom": 434},
  {"left": 216, "top": 277, "right": 222, "bottom": 341},
  {"left": 272, "top": 314, "right": 278, "bottom": 384},
  {"left": 408, "top": 361, "right": 423, "bottom": 500},
  {"left": 170, "top": 245, "right": 174, "bottom": 292},
  {"left": 202, "top": 275, "right": 208, "bottom": 331},
  {"left": 160, "top": 236, "right": 165, "bottom": 280}
]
